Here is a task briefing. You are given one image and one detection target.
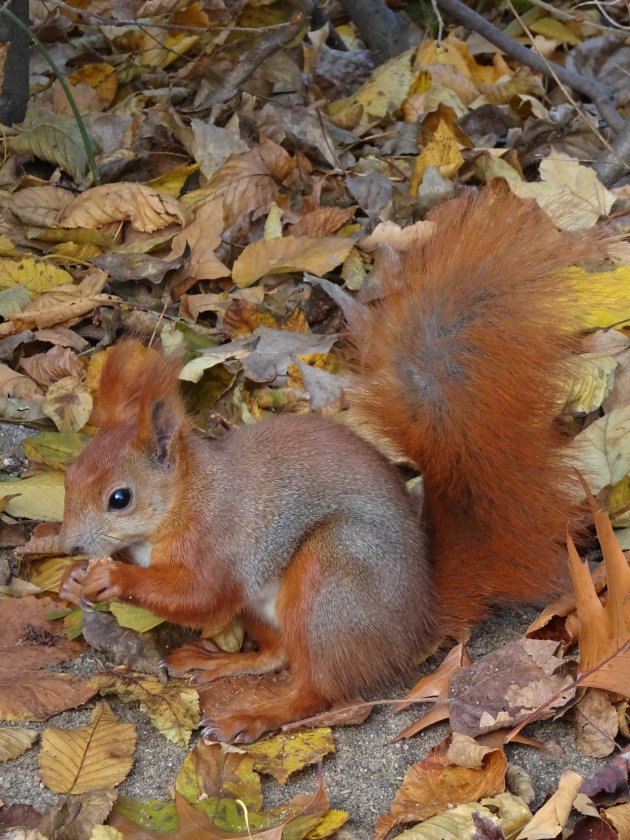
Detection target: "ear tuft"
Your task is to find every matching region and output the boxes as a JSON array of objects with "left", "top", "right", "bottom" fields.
[{"left": 150, "top": 400, "right": 179, "bottom": 466}]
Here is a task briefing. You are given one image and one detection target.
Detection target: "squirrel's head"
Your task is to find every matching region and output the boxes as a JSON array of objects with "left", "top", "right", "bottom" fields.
[{"left": 60, "top": 341, "right": 189, "bottom": 558}]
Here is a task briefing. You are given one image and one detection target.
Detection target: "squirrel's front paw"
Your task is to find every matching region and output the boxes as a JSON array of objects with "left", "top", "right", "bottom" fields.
[
  {"left": 59, "top": 558, "right": 89, "bottom": 606},
  {"left": 80, "top": 557, "right": 123, "bottom": 605}
]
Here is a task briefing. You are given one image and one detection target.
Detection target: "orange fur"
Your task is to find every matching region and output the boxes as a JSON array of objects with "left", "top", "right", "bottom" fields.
[
  {"left": 59, "top": 186, "right": 604, "bottom": 741},
  {"left": 349, "top": 185, "right": 602, "bottom": 632}
]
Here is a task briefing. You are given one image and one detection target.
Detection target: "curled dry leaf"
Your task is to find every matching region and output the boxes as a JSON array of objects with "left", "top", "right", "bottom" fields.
[
  {"left": 232, "top": 236, "right": 356, "bottom": 287},
  {"left": 574, "top": 688, "right": 618, "bottom": 758},
  {"left": 374, "top": 733, "right": 507, "bottom": 840},
  {"left": 0, "top": 727, "right": 37, "bottom": 762},
  {"left": 39, "top": 701, "right": 136, "bottom": 794},
  {"left": 189, "top": 137, "right": 295, "bottom": 227},
  {"left": 59, "top": 183, "right": 186, "bottom": 233},
  {"left": 10, "top": 185, "right": 74, "bottom": 227},
  {"left": 20, "top": 346, "right": 85, "bottom": 388},
  {"left": 515, "top": 770, "right": 582, "bottom": 840},
  {"left": 42, "top": 377, "right": 93, "bottom": 433},
  {"left": 0, "top": 363, "right": 42, "bottom": 400},
  {"left": 569, "top": 509, "right": 630, "bottom": 696}
]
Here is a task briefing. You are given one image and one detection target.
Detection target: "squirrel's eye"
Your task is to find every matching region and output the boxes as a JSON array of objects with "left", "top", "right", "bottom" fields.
[{"left": 108, "top": 488, "right": 132, "bottom": 511}]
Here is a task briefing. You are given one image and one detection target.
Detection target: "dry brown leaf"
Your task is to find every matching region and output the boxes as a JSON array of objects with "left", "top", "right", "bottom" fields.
[
  {"left": 0, "top": 669, "right": 96, "bottom": 722},
  {"left": 189, "top": 137, "right": 295, "bottom": 227},
  {"left": 43, "top": 377, "right": 92, "bottom": 432},
  {"left": 10, "top": 186, "right": 74, "bottom": 227},
  {"left": 0, "top": 363, "right": 42, "bottom": 399},
  {"left": 0, "top": 294, "right": 120, "bottom": 336},
  {"left": 375, "top": 732, "right": 506, "bottom": 840},
  {"left": 39, "top": 701, "right": 136, "bottom": 794},
  {"left": 569, "top": 509, "right": 630, "bottom": 696},
  {"left": 288, "top": 206, "right": 356, "bottom": 238},
  {"left": 574, "top": 688, "right": 618, "bottom": 758},
  {"left": 602, "top": 801, "right": 630, "bottom": 836},
  {"left": 449, "top": 639, "right": 576, "bottom": 737},
  {"left": 516, "top": 770, "right": 582, "bottom": 839},
  {"left": 395, "top": 640, "right": 471, "bottom": 711},
  {"left": 232, "top": 236, "right": 355, "bottom": 287},
  {"left": 0, "top": 726, "right": 37, "bottom": 762},
  {"left": 0, "top": 596, "right": 84, "bottom": 670},
  {"left": 169, "top": 197, "right": 229, "bottom": 283},
  {"left": 59, "top": 183, "right": 186, "bottom": 232},
  {"left": 20, "top": 346, "right": 84, "bottom": 388}
]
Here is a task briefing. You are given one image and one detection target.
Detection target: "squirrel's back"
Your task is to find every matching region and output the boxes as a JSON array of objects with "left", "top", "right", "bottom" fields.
[{"left": 349, "top": 186, "right": 603, "bottom": 630}]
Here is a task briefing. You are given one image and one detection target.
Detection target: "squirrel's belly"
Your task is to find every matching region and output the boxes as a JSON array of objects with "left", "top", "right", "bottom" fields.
[{"left": 248, "top": 580, "right": 280, "bottom": 627}]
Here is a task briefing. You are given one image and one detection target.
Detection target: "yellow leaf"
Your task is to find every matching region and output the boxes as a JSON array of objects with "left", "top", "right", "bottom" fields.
[
  {"left": 67, "top": 62, "right": 118, "bottom": 108},
  {"left": 410, "top": 120, "right": 464, "bottom": 194},
  {"left": 0, "top": 471, "right": 64, "bottom": 520},
  {"left": 244, "top": 727, "right": 335, "bottom": 784},
  {"left": 38, "top": 701, "right": 136, "bottom": 794},
  {"left": 0, "top": 258, "right": 73, "bottom": 296},
  {"left": 109, "top": 602, "right": 164, "bottom": 632},
  {"left": 146, "top": 163, "right": 200, "bottom": 198},
  {"left": 91, "top": 672, "right": 199, "bottom": 748},
  {"left": 232, "top": 236, "right": 355, "bottom": 287},
  {"left": 23, "top": 431, "right": 90, "bottom": 470},
  {"left": 29, "top": 556, "right": 75, "bottom": 593},
  {"left": 530, "top": 16, "right": 581, "bottom": 44},
  {"left": 328, "top": 48, "right": 416, "bottom": 135},
  {"left": 567, "top": 266, "right": 630, "bottom": 329},
  {"left": 0, "top": 726, "right": 37, "bottom": 761}
]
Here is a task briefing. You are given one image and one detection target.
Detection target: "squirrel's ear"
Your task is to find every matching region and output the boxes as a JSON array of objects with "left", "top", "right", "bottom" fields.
[{"left": 150, "top": 401, "right": 180, "bottom": 466}]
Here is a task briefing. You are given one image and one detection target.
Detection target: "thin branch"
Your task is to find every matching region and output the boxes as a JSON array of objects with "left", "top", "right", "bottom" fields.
[
  {"left": 436, "top": 0, "right": 624, "bottom": 132},
  {"left": 199, "top": 0, "right": 316, "bottom": 108}
]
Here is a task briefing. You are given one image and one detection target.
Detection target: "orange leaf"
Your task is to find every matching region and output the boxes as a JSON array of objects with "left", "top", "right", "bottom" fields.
[{"left": 569, "top": 510, "right": 630, "bottom": 695}]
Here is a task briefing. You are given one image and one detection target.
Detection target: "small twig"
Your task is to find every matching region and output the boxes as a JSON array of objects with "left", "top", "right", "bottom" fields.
[
  {"left": 201, "top": 0, "right": 315, "bottom": 108},
  {"left": 1, "top": 7, "right": 102, "bottom": 185},
  {"left": 436, "top": 0, "right": 624, "bottom": 132},
  {"left": 506, "top": 0, "right": 626, "bottom": 173},
  {"left": 527, "top": 0, "right": 617, "bottom": 32}
]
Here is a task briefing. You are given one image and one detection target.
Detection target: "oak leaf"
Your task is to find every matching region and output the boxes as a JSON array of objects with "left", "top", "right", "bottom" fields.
[{"left": 569, "top": 509, "right": 630, "bottom": 696}]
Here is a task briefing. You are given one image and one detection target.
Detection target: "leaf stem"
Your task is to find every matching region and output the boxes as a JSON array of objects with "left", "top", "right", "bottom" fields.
[{"left": 1, "top": 7, "right": 102, "bottom": 185}]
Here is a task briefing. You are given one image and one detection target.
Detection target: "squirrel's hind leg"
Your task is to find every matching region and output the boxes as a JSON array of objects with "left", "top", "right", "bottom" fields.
[{"left": 164, "top": 615, "right": 287, "bottom": 683}]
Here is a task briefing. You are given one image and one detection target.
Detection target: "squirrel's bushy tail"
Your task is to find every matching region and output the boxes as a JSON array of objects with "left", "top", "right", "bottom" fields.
[{"left": 349, "top": 185, "right": 603, "bottom": 631}]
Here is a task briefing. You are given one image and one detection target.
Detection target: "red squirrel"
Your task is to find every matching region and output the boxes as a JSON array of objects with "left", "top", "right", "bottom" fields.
[{"left": 58, "top": 187, "right": 602, "bottom": 743}]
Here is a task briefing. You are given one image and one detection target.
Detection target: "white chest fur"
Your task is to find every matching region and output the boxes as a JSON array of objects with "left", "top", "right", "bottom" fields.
[
  {"left": 249, "top": 581, "right": 280, "bottom": 627},
  {"left": 128, "top": 541, "right": 153, "bottom": 567}
]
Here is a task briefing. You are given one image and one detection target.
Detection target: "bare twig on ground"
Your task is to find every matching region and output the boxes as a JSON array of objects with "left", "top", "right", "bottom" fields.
[{"left": 436, "top": 0, "right": 624, "bottom": 132}]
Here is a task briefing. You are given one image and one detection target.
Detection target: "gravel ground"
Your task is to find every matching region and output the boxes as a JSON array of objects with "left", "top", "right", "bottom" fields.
[{"left": 0, "top": 423, "right": 608, "bottom": 838}]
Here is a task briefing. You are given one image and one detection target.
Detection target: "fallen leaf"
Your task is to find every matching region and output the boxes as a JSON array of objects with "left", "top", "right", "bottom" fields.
[
  {"left": 0, "top": 472, "right": 65, "bottom": 521},
  {"left": 39, "top": 701, "right": 136, "bottom": 794},
  {"left": 91, "top": 670, "right": 199, "bottom": 747},
  {"left": 375, "top": 733, "right": 506, "bottom": 838},
  {"left": 569, "top": 509, "right": 630, "bottom": 696},
  {"left": 516, "top": 770, "right": 582, "bottom": 839},
  {"left": 59, "top": 183, "right": 186, "bottom": 232},
  {"left": 232, "top": 236, "right": 355, "bottom": 288},
  {"left": 242, "top": 728, "right": 335, "bottom": 785},
  {"left": 0, "top": 727, "right": 37, "bottom": 761}
]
